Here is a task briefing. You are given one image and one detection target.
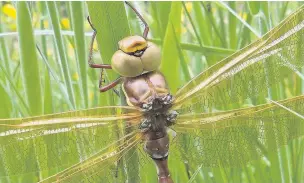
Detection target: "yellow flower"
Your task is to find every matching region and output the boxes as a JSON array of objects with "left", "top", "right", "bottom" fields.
[
  {"left": 242, "top": 13, "right": 248, "bottom": 21},
  {"left": 2, "top": 4, "right": 16, "bottom": 19},
  {"left": 185, "top": 2, "right": 192, "bottom": 12},
  {"left": 72, "top": 72, "right": 79, "bottom": 81},
  {"left": 43, "top": 20, "right": 49, "bottom": 28},
  {"left": 61, "top": 18, "right": 70, "bottom": 29},
  {"left": 238, "top": 12, "right": 248, "bottom": 21},
  {"left": 89, "top": 91, "right": 94, "bottom": 101}
]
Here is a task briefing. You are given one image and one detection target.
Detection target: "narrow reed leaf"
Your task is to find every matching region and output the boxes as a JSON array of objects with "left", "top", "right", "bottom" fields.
[
  {"left": 0, "top": 63, "right": 30, "bottom": 116},
  {"left": 201, "top": 2, "right": 225, "bottom": 46},
  {"left": 193, "top": 1, "right": 212, "bottom": 45},
  {"left": 39, "top": 1, "right": 53, "bottom": 114},
  {"left": 47, "top": 1, "right": 76, "bottom": 109},
  {"left": 36, "top": 45, "right": 74, "bottom": 109},
  {"left": 150, "top": 39, "right": 235, "bottom": 57},
  {"left": 0, "top": 28, "right": 11, "bottom": 77},
  {"left": 70, "top": 2, "right": 88, "bottom": 108},
  {"left": 172, "top": 23, "right": 191, "bottom": 82},
  {"left": 248, "top": 2, "right": 261, "bottom": 15},
  {"left": 220, "top": 1, "right": 261, "bottom": 37},
  {"left": 228, "top": 2, "right": 237, "bottom": 49},
  {"left": 161, "top": 2, "right": 182, "bottom": 94},
  {"left": 16, "top": 2, "right": 43, "bottom": 116},
  {"left": 150, "top": 2, "right": 171, "bottom": 39},
  {"left": 0, "top": 83, "right": 11, "bottom": 118},
  {"left": 182, "top": 2, "right": 203, "bottom": 47}
]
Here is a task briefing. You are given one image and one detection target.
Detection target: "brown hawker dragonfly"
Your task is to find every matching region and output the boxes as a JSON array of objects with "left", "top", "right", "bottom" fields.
[{"left": 1, "top": 2, "right": 304, "bottom": 183}]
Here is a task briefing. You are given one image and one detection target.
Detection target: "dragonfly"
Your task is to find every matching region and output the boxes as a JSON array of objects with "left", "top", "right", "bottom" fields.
[{"left": 1, "top": 2, "right": 304, "bottom": 183}]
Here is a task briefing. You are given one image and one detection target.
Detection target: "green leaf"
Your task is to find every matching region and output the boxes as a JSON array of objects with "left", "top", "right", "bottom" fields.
[
  {"left": 161, "top": 2, "right": 182, "bottom": 94},
  {"left": 47, "top": 1, "right": 76, "bottom": 109},
  {"left": 150, "top": 2, "right": 171, "bottom": 39},
  {"left": 17, "top": 2, "right": 43, "bottom": 116},
  {"left": 70, "top": 2, "right": 88, "bottom": 108},
  {"left": 0, "top": 83, "right": 11, "bottom": 118},
  {"left": 228, "top": 2, "right": 237, "bottom": 49},
  {"left": 248, "top": 2, "right": 261, "bottom": 15}
]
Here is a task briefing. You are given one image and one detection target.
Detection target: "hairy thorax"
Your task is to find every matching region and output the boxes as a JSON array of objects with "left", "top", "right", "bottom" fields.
[{"left": 122, "top": 71, "right": 169, "bottom": 108}]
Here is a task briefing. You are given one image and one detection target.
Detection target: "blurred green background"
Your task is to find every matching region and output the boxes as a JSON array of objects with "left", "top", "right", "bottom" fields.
[{"left": 0, "top": 1, "right": 303, "bottom": 183}]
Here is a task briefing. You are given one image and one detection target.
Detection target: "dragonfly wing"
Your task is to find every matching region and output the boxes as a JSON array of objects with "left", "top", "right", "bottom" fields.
[
  {"left": 173, "top": 5, "right": 304, "bottom": 110},
  {"left": 39, "top": 130, "right": 144, "bottom": 183},
  {"left": 170, "top": 95, "right": 304, "bottom": 167},
  {"left": 0, "top": 106, "right": 143, "bottom": 182}
]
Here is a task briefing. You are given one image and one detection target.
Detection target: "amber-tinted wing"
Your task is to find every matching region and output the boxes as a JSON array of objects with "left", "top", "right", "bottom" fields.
[
  {"left": 39, "top": 130, "right": 143, "bottom": 183},
  {"left": 170, "top": 5, "right": 304, "bottom": 168},
  {"left": 170, "top": 95, "right": 304, "bottom": 167},
  {"left": 173, "top": 5, "right": 304, "bottom": 110},
  {"left": 0, "top": 106, "right": 152, "bottom": 182}
]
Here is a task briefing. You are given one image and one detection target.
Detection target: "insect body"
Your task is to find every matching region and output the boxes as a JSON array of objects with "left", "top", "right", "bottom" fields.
[{"left": 88, "top": 2, "right": 177, "bottom": 182}]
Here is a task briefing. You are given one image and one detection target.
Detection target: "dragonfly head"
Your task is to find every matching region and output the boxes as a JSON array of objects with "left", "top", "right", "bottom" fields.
[{"left": 111, "top": 35, "right": 161, "bottom": 77}]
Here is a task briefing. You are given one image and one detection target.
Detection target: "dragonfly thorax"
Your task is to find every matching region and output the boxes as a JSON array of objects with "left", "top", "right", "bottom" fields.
[
  {"left": 111, "top": 36, "right": 161, "bottom": 77},
  {"left": 122, "top": 71, "right": 170, "bottom": 107},
  {"left": 122, "top": 71, "right": 177, "bottom": 131}
]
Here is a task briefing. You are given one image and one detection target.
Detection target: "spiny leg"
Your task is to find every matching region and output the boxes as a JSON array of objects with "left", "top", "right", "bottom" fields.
[
  {"left": 98, "top": 69, "right": 120, "bottom": 95},
  {"left": 165, "top": 111, "right": 178, "bottom": 125},
  {"left": 125, "top": 1, "right": 149, "bottom": 39},
  {"left": 87, "top": 16, "right": 122, "bottom": 94},
  {"left": 87, "top": 16, "right": 112, "bottom": 69},
  {"left": 99, "top": 77, "right": 123, "bottom": 93},
  {"left": 98, "top": 69, "right": 105, "bottom": 89}
]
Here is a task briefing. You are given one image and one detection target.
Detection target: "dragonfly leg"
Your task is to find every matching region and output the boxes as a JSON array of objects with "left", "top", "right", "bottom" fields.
[
  {"left": 160, "top": 93, "right": 174, "bottom": 105},
  {"left": 87, "top": 16, "right": 112, "bottom": 69},
  {"left": 166, "top": 127, "right": 177, "bottom": 143},
  {"left": 142, "top": 101, "right": 153, "bottom": 111},
  {"left": 125, "top": 1, "right": 149, "bottom": 39},
  {"left": 98, "top": 77, "right": 123, "bottom": 92},
  {"left": 98, "top": 69, "right": 106, "bottom": 88},
  {"left": 165, "top": 110, "right": 178, "bottom": 126},
  {"left": 141, "top": 94, "right": 174, "bottom": 112},
  {"left": 139, "top": 118, "right": 152, "bottom": 132}
]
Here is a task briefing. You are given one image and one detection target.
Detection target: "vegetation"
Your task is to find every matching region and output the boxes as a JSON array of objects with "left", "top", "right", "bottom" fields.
[{"left": 0, "top": 1, "right": 303, "bottom": 182}]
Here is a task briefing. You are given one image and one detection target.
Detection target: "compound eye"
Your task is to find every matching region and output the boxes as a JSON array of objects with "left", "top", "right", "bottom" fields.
[
  {"left": 141, "top": 42, "right": 161, "bottom": 72},
  {"left": 111, "top": 50, "right": 143, "bottom": 77}
]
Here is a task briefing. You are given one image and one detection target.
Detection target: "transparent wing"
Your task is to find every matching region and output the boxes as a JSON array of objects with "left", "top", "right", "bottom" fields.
[
  {"left": 39, "top": 130, "right": 143, "bottom": 183},
  {"left": 170, "top": 95, "right": 304, "bottom": 167},
  {"left": 39, "top": 131, "right": 156, "bottom": 183},
  {"left": 173, "top": 5, "right": 304, "bottom": 110},
  {"left": 0, "top": 106, "right": 145, "bottom": 182}
]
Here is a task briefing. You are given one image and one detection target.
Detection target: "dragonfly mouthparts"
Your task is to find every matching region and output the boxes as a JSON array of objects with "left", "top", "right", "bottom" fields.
[{"left": 134, "top": 50, "right": 144, "bottom": 57}]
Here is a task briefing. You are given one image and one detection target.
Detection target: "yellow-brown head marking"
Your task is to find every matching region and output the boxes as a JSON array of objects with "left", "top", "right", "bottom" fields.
[{"left": 111, "top": 35, "right": 161, "bottom": 77}]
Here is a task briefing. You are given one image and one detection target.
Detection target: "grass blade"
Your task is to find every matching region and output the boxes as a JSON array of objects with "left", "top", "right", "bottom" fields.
[
  {"left": 161, "top": 2, "right": 182, "bottom": 94},
  {"left": 70, "top": 2, "right": 88, "bottom": 108},
  {"left": 17, "top": 2, "right": 43, "bottom": 116},
  {"left": 47, "top": 1, "right": 76, "bottom": 109}
]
